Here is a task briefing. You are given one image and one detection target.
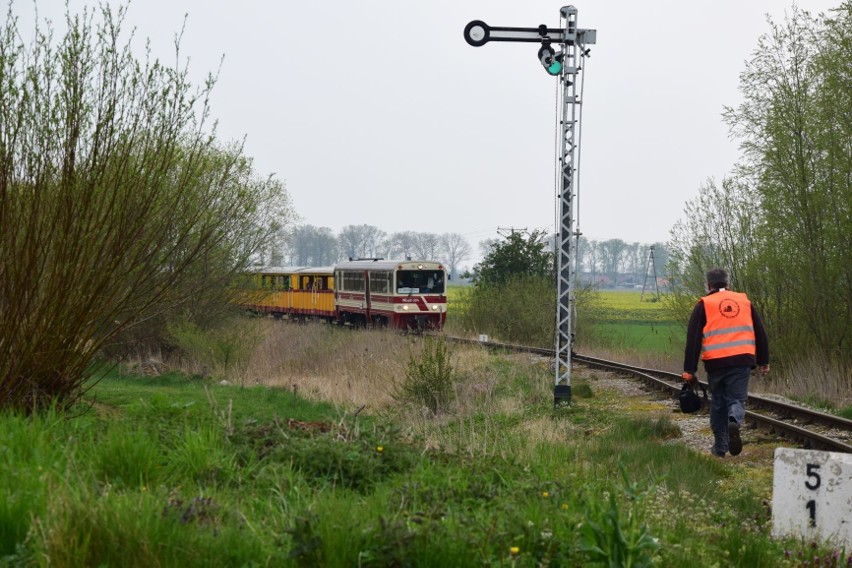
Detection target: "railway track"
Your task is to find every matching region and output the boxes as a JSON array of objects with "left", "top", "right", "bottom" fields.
[{"left": 445, "top": 335, "right": 852, "bottom": 454}]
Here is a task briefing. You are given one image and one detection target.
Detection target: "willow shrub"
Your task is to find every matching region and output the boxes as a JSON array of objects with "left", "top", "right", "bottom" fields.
[{"left": 0, "top": 5, "right": 293, "bottom": 411}]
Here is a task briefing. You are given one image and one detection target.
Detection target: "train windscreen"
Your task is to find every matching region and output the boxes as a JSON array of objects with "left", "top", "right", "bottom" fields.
[{"left": 396, "top": 270, "right": 445, "bottom": 294}]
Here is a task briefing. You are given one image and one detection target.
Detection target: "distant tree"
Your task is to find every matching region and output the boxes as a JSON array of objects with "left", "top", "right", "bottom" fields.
[
  {"left": 597, "top": 239, "right": 627, "bottom": 287},
  {"left": 413, "top": 232, "right": 441, "bottom": 260},
  {"left": 289, "top": 225, "right": 338, "bottom": 266},
  {"left": 386, "top": 231, "right": 417, "bottom": 259},
  {"left": 473, "top": 230, "right": 554, "bottom": 287},
  {"left": 580, "top": 237, "right": 600, "bottom": 281},
  {"left": 478, "top": 238, "right": 499, "bottom": 259},
  {"left": 338, "top": 224, "right": 385, "bottom": 259},
  {"left": 439, "top": 233, "right": 472, "bottom": 280}
]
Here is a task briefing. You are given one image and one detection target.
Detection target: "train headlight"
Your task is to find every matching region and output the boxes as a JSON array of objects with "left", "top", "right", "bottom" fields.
[
  {"left": 402, "top": 305, "right": 409, "bottom": 311},
  {"left": 431, "top": 305, "right": 438, "bottom": 310}
]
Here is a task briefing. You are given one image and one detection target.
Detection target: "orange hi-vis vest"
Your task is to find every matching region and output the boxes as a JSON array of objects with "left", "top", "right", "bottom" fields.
[{"left": 701, "top": 290, "right": 757, "bottom": 360}]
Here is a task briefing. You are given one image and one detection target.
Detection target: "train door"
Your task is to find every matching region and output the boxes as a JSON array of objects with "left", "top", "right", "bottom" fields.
[
  {"left": 363, "top": 271, "right": 371, "bottom": 325},
  {"left": 311, "top": 276, "right": 322, "bottom": 311}
]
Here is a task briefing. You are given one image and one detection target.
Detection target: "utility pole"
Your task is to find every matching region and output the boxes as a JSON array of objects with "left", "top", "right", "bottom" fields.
[
  {"left": 641, "top": 246, "right": 660, "bottom": 302},
  {"left": 497, "top": 226, "right": 528, "bottom": 238},
  {"left": 465, "top": 7, "right": 596, "bottom": 406}
]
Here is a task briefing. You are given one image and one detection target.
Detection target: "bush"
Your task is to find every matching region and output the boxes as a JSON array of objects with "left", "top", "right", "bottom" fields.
[
  {"left": 456, "top": 274, "right": 555, "bottom": 347},
  {"left": 166, "top": 317, "right": 265, "bottom": 381},
  {"left": 394, "top": 337, "right": 455, "bottom": 415},
  {"left": 0, "top": 4, "right": 293, "bottom": 411}
]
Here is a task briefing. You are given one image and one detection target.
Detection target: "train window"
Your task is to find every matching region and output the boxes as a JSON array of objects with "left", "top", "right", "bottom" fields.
[
  {"left": 343, "top": 271, "right": 365, "bottom": 292},
  {"left": 277, "top": 276, "right": 286, "bottom": 288},
  {"left": 397, "top": 270, "right": 445, "bottom": 294},
  {"left": 370, "top": 272, "right": 390, "bottom": 294}
]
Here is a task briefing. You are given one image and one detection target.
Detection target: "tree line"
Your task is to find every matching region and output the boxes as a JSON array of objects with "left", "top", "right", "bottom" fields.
[
  {"left": 575, "top": 237, "right": 668, "bottom": 289},
  {"left": 273, "top": 223, "right": 668, "bottom": 288},
  {"left": 266, "top": 224, "right": 473, "bottom": 280},
  {"left": 666, "top": 4, "right": 852, "bottom": 373}
]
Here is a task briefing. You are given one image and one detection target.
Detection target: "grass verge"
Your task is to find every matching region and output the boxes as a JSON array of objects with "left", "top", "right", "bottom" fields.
[{"left": 1, "top": 328, "right": 847, "bottom": 566}]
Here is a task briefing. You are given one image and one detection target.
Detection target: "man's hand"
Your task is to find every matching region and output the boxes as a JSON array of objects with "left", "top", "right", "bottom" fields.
[
  {"left": 681, "top": 372, "right": 696, "bottom": 384},
  {"left": 758, "top": 364, "right": 770, "bottom": 376}
]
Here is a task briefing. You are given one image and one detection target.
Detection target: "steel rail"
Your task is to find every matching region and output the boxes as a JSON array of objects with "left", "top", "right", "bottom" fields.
[{"left": 446, "top": 335, "right": 852, "bottom": 454}]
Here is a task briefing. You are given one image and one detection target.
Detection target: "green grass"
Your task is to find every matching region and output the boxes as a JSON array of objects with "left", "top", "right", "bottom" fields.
[
  {"left": 586, "top": 321, "right": 682, "bottom": 352},
  {"left": 1, "top": 350, "right": 845, "bottom": 566},
  {"left": 581, "top": 290, "right": 682, "bottom": 355}
]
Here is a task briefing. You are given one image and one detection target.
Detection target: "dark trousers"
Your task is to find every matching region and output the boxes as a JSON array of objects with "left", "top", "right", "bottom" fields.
[{"left": 707, "top": 366, "right": 751, "bottom": 454}]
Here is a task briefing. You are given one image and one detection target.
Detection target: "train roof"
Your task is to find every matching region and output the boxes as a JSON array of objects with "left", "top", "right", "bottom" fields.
[
  {"left": 250, "top": 266, "right": 334, "bottom": 275},
  {"left": 334, "top": 259, "right": 444, "bottom": 271},
  {"left": 251, "top": 261, "right": 445, "bottom": 273}
]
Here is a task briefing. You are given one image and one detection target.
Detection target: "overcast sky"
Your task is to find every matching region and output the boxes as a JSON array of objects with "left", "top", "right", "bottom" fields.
[{"left": 13, "top": 0, "right": 841, "bottom": 248}]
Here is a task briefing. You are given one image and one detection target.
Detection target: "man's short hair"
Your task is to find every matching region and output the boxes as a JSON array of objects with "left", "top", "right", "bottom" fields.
[{"left": 706, "top": 268, "right": 729, "bottom": 290}]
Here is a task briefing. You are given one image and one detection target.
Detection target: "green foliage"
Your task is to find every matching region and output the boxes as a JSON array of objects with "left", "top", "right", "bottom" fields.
[
  {"left": 667, "top": 4, "right": 852, "bottom": 373},
  {"left": 473, "top": 229, "right": 554, "bottom": 286},
  {"left": 394, "top": 337, "right": 455, "bottom": 414},
  {"left": 2, "top": 345, "right": 843, "bottom": 566},
  {"left": 0, "top": 3, "right": 295, "bottom": 411},
  {"left": 234, "top": 420, "right": 418, "bottom": 492},
  {"left": 572, "top": 380, "right": 594, "bottom": 398},
  {"left": 91, "top": 426, "right": 163, "bottom": 488},
  {"left": 579, "top": 485, "right": 660, "bottom": 567},
  {"left": 458, "top": 273, "right": 556, "bottom": 347},
  {"left": 166, "top": 317, "right": 265, "bottom": 379}
]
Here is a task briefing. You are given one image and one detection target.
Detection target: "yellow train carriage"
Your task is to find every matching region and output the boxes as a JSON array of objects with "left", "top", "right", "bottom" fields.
[
  {"left": 240, "top": 267, "right": 299, "bottom": 317},
  {"left": 242, "top": 266, "right": 335, "bottom": 321},
  {"left": 291, "top": 267, "right": 335, "bottom": 319}
]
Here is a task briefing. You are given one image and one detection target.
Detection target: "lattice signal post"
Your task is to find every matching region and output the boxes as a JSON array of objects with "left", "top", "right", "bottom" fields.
[{"left": 464, "top": 7, "right": 596, "bottom": 406}]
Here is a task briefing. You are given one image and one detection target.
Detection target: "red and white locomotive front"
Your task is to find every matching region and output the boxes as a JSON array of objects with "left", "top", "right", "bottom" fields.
[{"left": 334, "top": 260, "right": 447, "bottom": 330}]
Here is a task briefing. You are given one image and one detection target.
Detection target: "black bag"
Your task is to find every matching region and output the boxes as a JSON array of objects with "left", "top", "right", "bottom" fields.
[{"left": 679, "top": 381, "right": 707, "bottom": 413}]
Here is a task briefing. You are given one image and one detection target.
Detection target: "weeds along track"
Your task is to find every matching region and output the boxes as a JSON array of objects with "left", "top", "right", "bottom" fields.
[{"left": 444, "top": 335, "right": 852, "bottom": 454}]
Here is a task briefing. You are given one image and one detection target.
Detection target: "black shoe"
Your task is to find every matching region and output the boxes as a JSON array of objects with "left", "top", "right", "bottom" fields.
[{"left": 728, "top": 420, "right": 742, "bottom": 456}]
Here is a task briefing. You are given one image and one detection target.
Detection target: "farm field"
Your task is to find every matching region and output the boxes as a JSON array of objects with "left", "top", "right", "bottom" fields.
[
  {"left": 446, "top": 285, "right": 682, "bottom": 355},
  {"left": 586, "top": 290, "right": 682, "bottom": 355}
]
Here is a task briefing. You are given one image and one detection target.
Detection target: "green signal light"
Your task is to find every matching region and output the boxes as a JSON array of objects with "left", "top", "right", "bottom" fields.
[
  {"left": 538, "top": 44, "right": 562, "bottom": 77},
  {"left": 546, "top": 60, "right": 562, "bottom": 75}
]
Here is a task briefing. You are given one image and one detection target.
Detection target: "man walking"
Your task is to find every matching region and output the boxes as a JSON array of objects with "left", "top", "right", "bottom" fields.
[{"left": 682, "top": 268, "right": 770, "bottom": 457}]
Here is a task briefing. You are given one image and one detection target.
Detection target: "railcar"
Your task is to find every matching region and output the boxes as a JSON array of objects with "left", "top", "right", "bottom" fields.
[
  {"left": 334, "top": 259, "right": 447, "bottom": 330},
  {"left": 242, "top": 266, "right": 336, "bottom": 321},
  {"left": 242, "top": 260, "right": 447, "bottom": 330}
]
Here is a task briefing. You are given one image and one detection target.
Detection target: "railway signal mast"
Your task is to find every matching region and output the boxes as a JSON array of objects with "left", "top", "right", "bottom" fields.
[{"left": 464, "top": 7, "right": 596, "bottom": 405}]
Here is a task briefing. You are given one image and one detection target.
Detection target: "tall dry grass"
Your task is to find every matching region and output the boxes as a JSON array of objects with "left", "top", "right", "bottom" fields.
[
  {"left": 160, "top": 320, "right": 569, "bottom": 456},
  {"left": 164, "top": 321, "right": 499, "bottom": 414},
  {"left": 752, "top": 353, "right": 852, "bottom": 408}
]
